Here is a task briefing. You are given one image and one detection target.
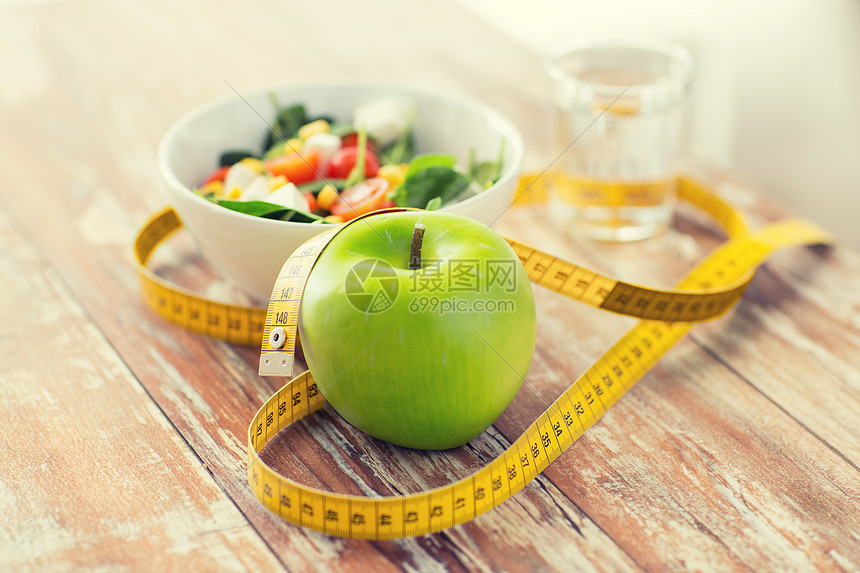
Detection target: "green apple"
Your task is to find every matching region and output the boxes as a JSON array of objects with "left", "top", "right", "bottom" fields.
[{"left": 299, "top": 210, "right": 537, "bottom": 450}]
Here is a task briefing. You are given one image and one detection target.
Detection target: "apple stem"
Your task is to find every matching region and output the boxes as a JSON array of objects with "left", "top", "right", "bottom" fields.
[{"left": 409, "top": 222, "right": 426, "bottom": 270}]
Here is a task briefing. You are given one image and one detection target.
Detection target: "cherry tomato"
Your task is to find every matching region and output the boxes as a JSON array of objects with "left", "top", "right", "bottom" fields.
[
  {"left": 304, "top": 192, "right": 319, "bottom": 212},
  {"left": 326, "top": 146, "right": 379, "bottom": 180},
  {"left": 264, "top": 150, "right": 319, "bottom": 184},
  {"left": 202, "top": 165, "right": 230, "bottom": 185},
  {"left": 341, "top": 133, "right": 377, "bottom": 154},
  {"left": 330, "top": 177, "right": 390, "bottom": 221}
]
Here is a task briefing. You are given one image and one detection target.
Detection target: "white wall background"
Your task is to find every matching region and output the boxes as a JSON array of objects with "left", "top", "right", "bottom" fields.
[{"left": 455, "top": 0, "right": 860, "bottom": 249}]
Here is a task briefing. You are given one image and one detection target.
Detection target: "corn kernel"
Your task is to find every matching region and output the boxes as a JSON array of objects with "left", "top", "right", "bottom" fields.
[
  {"left": 324, "top": 214, "right": 344, "bottom": 224},
  {"left": 317, "top": 184, "right": 340, "bottom": 210},
  {"left": 199, "top": 180, "right": 224, "bottom": 197},
  {"left": 268, "top": 175, "right": 288, "bottom": 191},
  {"left": 227, "top": 187, "right": 242, "bottom": 199},
  {"left": 298, "top": 119, "right": 330, "bottom": 141},
  {"left": 238, "top": 157, "right": 265, "bottom": 174},
  {"left": 377, "top": 163, "right": 409, "bottom": 188},
  {"left": 284, "top": 138, "right": 303, "bottom": 153}
]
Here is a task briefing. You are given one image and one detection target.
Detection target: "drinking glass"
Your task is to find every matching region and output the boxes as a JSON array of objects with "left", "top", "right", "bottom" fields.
[{"left": 544, "top": 37, "right": 694, "bottom": 241}]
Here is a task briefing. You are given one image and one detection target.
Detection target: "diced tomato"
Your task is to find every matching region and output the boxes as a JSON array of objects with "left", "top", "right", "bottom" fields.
[
  {"left": 341, "top": 133, "right": 376, "bottom": 154},
  {"left": 202, "top": 165, "right": 230, "bottom": 185},
  {"left": 330, "top": 177, "right": 390, "bottom": 221},
  {"left": 264, "top": 150, "right": 319, "bottom": 185},
  {"left": 304, "top": 192, "right": 319, "bottom": 212},
  {"left": 326, "top": 146, "right": 379, "bottom": 180}
]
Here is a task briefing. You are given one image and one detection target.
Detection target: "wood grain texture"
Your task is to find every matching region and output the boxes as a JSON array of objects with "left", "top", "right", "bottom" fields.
[
  {"left": 0, "top": 0, "right": 858, "bottom": 570},
  {"left": 494, "top": 199, "right": 860, "bottom": 571},
  {"left": 0, "top": 208, "right": 283, "bottom": 570}
]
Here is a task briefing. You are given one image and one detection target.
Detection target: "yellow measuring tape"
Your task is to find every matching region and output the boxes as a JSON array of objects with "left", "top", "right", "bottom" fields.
[
  {"left": 135, "top": 178, "right": 751, "bottom": 349},
  {"left": 133, "top": 175, "right": 832, "bottom": 539},
  {"left": 133, "top": 207, "right": 267, "bottom": 346}
]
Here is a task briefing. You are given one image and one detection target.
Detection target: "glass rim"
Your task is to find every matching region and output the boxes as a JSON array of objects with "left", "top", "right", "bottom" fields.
[{"left": 544, "top": 35, "right": 695, "bottom": 95}]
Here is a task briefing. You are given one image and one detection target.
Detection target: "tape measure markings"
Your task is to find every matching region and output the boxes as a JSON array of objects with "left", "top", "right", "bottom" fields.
[
  {"left": 134, "top": 179, "right": 766, "bottom": 350},
  {"left": 244, "top": 218, "right": 829, "bottom": 539},
  {"left": 247, "top": 307, "right": 676, "bottom": 538},
  {"left": 133, "top": 207, "right": 267, "bottom": 346},
  {"left": 133, "top": 177, "right": 831, "bottom": 539},
  {"left": 505, "top": 234, "right": 758, "bottom": 323},
  {"left": 259, "top": 228, "right": 341, "bottom": 377}
]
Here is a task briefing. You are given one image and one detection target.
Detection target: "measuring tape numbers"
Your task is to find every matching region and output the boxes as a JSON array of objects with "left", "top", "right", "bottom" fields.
[
  {"left": 132, "top": 176, "right": 832, "bottom": 539},
  {"left": 132, "top": 207, "right": 267, "bottom": 346},
  {"left": 135, "top": 178, "right": 766, "bottom": 350}
]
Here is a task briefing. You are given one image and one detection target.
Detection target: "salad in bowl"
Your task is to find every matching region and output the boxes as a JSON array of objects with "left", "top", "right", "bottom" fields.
[
  {"left": 158, "top": 81, "right": 524, "bottom": 300},
  {"left": 196, "top": 95, "right": 506, "bottom": 224}
]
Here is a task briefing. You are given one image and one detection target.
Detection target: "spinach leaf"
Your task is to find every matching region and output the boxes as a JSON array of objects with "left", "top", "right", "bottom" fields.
[
  {"left": 377, "top": 106, "right": 416, "bottom": 165},
  {"left": 297, "top": 178, "right": 348, "bottom": 194},
  {"left": 470, "top": 161, "right": 499, "bottom": 190},
  {"left": 329, "top": 123, "right": 355, "bottom": 138},
  {"left": 378, "top": 133, "right": 414, "bottom": 165},
  {"left": 425, "top": 196, "right": 442, "bottom": 211},
  {"left": 405, "top": 154, "right": 457, "bottom": 178},
  {"left": 469, "top": 138, "right": 506, "bottom": 189},
  {"left": 219, "top": 150, "right": 259, "bottom": 167},
  {"left": 263, "top": 96, "right": 308, "bottom": 149},
  {"left": 274, "top": 103, "right": 308, "bottom": 139},
  {"left": 217, "top": 199, "right": 290, "bottom": 219},
  {"left": 285, "top": 209, "right": 327, "bottom": 223},
  {"left": 390, "top": 166, "right": 470, "bottom": 208},
  {"left": 217, "top": 199, "right": 324, "bottom": 222},
  {"left": 194, "top": 189, "right": 219, "bottom": 203}
]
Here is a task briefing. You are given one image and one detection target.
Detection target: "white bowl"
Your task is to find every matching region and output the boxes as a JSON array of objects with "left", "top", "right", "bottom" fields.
[{"left": 158, "top": 80, "right": 525, "bottom": 301}]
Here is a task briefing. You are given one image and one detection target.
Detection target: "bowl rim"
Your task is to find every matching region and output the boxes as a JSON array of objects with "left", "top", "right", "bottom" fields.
[{"left": 158, "top": 79, "right": 526, "bottom": 231}]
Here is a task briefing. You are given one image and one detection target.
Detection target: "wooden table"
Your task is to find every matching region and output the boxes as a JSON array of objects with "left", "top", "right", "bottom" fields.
[{"left": 2, "top": 1, "right": 858, "bottom": 570}]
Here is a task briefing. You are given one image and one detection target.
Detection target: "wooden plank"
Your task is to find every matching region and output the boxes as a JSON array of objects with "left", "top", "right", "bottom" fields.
[
  {"left": 0, "top": 208, "right": 284, "bottom": 570},
  {"left": 0, "top": 0, "right": 858, "bottom": 570},
  {"left": 524, "top": 167, "right": 860, "bottom": 466},
  {"left": 690, "top": 173, "right": 860, "bottom": 466},
  {"left": 540, "top": 344, "right": 860, "bottom": 571},
  {"left": 493, "top": 188, "right": 860, "bottom": 570},
  {"left": 256, "top": 404, "right": 642, "bottom": 572},
  {"left": 0, "top": 1, "right": 640, "bottom": 571}
]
